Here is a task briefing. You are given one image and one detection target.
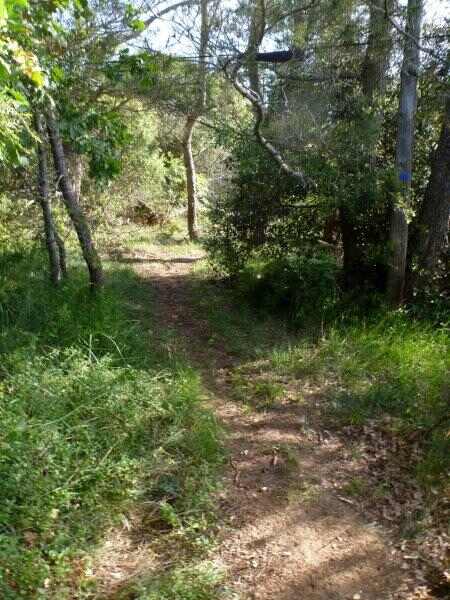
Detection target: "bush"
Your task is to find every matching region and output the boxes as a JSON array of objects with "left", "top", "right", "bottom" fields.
[
  {"left": 204, "top": 134, "right": 327, "bottom": 277},
  {"left": 236, "top": 252, "right": 339, "bottom": 328}
]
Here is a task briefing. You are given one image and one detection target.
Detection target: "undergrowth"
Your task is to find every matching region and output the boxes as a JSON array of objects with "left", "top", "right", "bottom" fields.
[
  {"left": 196, "top": 255, "right": 449, "bottom": 486},
  {"left": 117, "top": 562, "right": 224, "bottom": 600},
  {"left": 270, "top": 315, "right": 449, "bottom": 484},
  {"left": 0, "top": 248, "right": 223, "bottom": 599}
]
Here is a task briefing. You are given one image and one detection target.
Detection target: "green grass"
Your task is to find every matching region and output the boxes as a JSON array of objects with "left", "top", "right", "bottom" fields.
[
  {"left": 270, "top": 314, "right": 450, "bottom": 484},
  {"left": 98, "top": 220, "right": 203, "bottom": 259},
  {"left": 187, "top": 271, "right": 291, "bottom": 360},
  {"left": 188, "top": 258, "right": 449, "bottom": 487},
  {"left": 0, "top": 248, "right": 223, "bottom": 599},
  {"left": 229, "top": 371, "right": 284, "bottom": 410},
  {"left": 116, "top": 562, "right": 224, "bottom": 600}
]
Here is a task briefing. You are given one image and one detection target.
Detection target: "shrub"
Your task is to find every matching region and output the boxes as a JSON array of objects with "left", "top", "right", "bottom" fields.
[{"left": 236, "top": 252, "right": 339, "bottom": 328}]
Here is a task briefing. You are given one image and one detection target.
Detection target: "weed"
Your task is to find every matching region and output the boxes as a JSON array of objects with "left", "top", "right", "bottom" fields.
[
  {"left": 287, "top": 478, "right": 321, "bottom": 505},
  {"left": 0, "top": 247, "right": 223, "bottom": 599},
  {"left": 120, "top": 562, "right": 224, "bottom": 600},
  {"left": 342, "top": 477, "right": 369, "bottom": 497},
  {"left": 229, "top": 371, "right": 283, "bottom": 410}
]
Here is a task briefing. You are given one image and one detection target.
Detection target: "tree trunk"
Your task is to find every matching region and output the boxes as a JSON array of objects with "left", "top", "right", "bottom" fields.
[
  {"left": 361, "top": 0, "right": 393, "bottom": 101},
  {"left": 46, "top": 107, "right": 104, "bottom": 288},
  {"left": 64, "top": 144, "right": 84, "bottom": 203},
  {"left": 182, "top": 0, "right": 209, "bottom": 241},
  {"left": 34, "top": 113, "right": 64, "bottom": 285},
  {"left": 386, "top": 0, "right": 423, "bottom": 306},
  {"left": 182, "top": 115, "right": 199, "bottom": 241},
  {"left": 247, "top": 0, "right": 265, "bottom": 96},
  {"left": 407, "top": 95, "right": 450, "bottom": 292},
  {"left": 340, "top": 206, "right": 365, "bottom": 289},
  {"left": 55, "top": 230, "right": 68, "bottom": 277}
]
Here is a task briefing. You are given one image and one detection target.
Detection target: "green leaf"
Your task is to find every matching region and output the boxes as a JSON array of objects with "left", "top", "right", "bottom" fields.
[
  {"left": 7, "top": 87, "right": 27, "bottom": 104},
  {"left": 131, "top": 19, "right": 145, "bottom": 32},
  {"left": 51, "top": 65, "right": 65, "bottom": 82},
  {"left": 0, "top": 56, "right": 10, "bottom": 80},
  {"left": 29, "top": 69, "right": 44, "bottom": 87},
  {"left": 6, "top": 0, "right": 28, "bottom": 7}
]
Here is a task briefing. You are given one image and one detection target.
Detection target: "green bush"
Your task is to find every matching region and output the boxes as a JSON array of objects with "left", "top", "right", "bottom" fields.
[
  {"left": 236, "top": 253, "right": 339, "bottom": 327},
  {"left": 204, "top": 134, "right": 327, "bottom": 277}
]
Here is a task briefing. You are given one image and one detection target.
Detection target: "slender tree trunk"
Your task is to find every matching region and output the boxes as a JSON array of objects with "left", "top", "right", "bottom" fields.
[
  {"left": 183, "top": 115, "right": 199, "bottom": 241},
  {"left": 182, "top": 0, "right": 209, "bottom": 241},
  {"left": 55, "top": 230, "right": 68, "bottom": 277},
  {"left": 361, "top": 0, "right": 393, "bottom": 101},
  {"left": 34, "top": 113, "right": 64, "bottom": 285},
  {"left": 64, "top": 144, "right": 84, "bottom": 203},
  {"left": 386, "top": 0, "right": 423, "bottom": 305},
  {"left": 406, "top": 95, "right": 450, "bottom": 292},
  {"left": 46, "top": 107, "right": 104, "bottom": 288},
  {"left": 36, "top": 113, "right": 67, "bottom": 278},
  {"left": 247, "top": 0, "right": 265, "bottom": 96}
]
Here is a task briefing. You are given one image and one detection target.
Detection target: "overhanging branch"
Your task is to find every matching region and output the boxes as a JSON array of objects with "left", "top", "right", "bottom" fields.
[{"left": 226, "top": 61, "right": 309, "bottom": 190}]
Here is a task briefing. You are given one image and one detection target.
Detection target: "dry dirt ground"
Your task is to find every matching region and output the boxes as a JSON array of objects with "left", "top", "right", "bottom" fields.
[{"left": 95, "top": 248, "right": 414, "bottom": 600}]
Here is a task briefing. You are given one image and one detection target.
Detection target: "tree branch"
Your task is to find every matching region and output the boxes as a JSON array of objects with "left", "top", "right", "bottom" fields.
[
  {"left": 119, "top": 0, "right": 199, "bottom": 45},
  {"left": 369, "top": 0, "right": 445, "bottom": 62},
  {"left": 227, "top": 62, "right": 309, "bottom": 189}
]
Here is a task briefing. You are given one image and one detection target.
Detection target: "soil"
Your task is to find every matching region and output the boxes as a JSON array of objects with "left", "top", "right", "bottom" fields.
[{"left": 95, "top": 248, "right": 408, "bottom": 600}]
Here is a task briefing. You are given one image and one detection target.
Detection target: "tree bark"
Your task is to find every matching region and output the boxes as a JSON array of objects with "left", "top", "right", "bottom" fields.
[
  {"left": 183, "top": 115, "right": 199, "bottom": 240},
  {"left": 386, "top": 0, "right": 423, "bottom": 306},
  {"left": 35, "top": 113, "right": 63, "bottom": 286},
  {"left": 64, "top": 144, "right": 84, "bottom": 203},
  {"left": 247, "top": 0, "right": 265, "bottom": 96},
  {"left": 46, "top": 107, "right": 104, "bottom": 288},
  {"left": 361, "top": 0, "right": 393, "bottom": 101},
  {"left": 407, "top": 95, "right": 450, "bottom": 291},
  {"left": 55, "top": 230, "right": 68, "bottom": 277},
  {"left": 182, "top": 0, "right": 209, "bottom": 241}
]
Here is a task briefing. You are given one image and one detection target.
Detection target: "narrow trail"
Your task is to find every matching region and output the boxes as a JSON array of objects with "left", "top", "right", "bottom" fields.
[{"left": 124, "top": 249, "right": 403, "bottom": 600}]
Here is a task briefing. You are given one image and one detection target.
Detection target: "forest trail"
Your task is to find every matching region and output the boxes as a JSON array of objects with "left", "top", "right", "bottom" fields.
[{"left": 101, "top": 246, "right": 403, "bottom": 600}]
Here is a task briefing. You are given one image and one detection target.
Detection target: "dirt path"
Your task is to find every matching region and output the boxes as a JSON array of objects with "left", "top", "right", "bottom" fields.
[{"left": 124, "top": 250, "right": 403, "bottom": 600}]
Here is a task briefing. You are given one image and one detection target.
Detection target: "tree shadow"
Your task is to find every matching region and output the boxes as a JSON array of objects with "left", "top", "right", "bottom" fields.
[
  {"left": 93, "top": 263, "right": 404, "bottom": 600},
  {"left": 115, "top": 255, "right": 205, "bottom": 264}
]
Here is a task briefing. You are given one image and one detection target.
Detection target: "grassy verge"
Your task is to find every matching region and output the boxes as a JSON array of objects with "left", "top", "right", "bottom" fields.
[
  {"left": 0, "top": 247, "right": 223, "bottom": 599},
  {"left": 188, "top": 257, "right": 449, "bottom": 485},
  {"left": 270, "top": 314, "right": 449, "bottom": 485}
]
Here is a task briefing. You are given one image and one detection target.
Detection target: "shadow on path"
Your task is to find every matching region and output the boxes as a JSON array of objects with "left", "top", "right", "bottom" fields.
[{"left": 96, "top": 252, "right": 403, "bottom": 600}]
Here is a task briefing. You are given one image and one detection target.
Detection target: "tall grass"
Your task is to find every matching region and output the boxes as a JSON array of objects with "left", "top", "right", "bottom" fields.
[
  {"left": 0, "top": 249, "right": 223, "bottom": 599},
  {"left": 270, "top": 314, "right": 450, "bottom": 484}
]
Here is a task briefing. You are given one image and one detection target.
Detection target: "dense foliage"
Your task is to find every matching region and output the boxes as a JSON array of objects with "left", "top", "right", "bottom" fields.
[{"left": 0, "top": 0, "right": 448, "bottom": 597}]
